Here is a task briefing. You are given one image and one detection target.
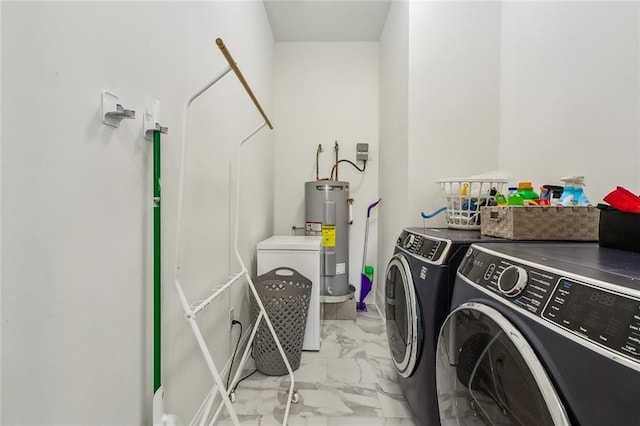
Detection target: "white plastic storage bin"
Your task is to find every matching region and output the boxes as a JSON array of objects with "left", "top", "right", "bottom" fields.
[{"left": 257, "top": 236, "right": 322, "bottom": 351}]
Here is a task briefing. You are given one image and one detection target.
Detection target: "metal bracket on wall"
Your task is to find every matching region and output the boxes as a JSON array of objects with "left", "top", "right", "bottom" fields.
[
  {"left": 102, "top": 90, "right": 136, "bottom": 127},
  {"left": 144, "top": 101, "right": 168, "bottom": 140}
]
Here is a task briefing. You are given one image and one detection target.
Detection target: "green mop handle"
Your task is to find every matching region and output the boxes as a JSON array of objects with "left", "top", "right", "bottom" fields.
[{"left": 153, "top": 130, "right": 161, "bottom": 393}]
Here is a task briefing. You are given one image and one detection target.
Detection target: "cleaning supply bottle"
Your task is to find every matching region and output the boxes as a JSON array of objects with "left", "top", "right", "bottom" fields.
[
  {"left": 559, "top": 176, "right": 591, "bottom": 206},
  {"left": 495, "top": 192, "right": 508, "bottom": 206},
  {"left": 516, "top": 182, "right": 539, "bottom": 205},
  {"left": 541, "top": 184, "right": 564, "bottom": 206},
  {"left": 538, "top": 186, "right": 551, "bottom": 205},
  {"left": 507, "top": 186, "right": 523, "bottom": 206}
]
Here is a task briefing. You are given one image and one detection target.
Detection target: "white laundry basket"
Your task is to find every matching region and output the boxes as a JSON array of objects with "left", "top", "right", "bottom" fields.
[{"left": 437, "top": 178, "right": 508, "bottom": 230}]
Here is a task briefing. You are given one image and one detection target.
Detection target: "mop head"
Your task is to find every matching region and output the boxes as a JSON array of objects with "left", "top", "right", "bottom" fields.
[{"left": 357, "top": 266, "right": 374, "bottom": 312}]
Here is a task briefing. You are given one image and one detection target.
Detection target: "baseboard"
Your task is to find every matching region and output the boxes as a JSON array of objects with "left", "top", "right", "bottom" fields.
[
  {"left": 372, "top": 302, "right": 384, "bottom": 319},
  {"left": 373, "top": 290, "right": 385, "bottom": 320}
]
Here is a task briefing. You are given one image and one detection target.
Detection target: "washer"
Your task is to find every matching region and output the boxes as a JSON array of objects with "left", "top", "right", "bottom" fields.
[
  {"left": 436, "top": 243, "right": 640, "bottom": 425},
  {"left": 384, "top": 227, "right": 516, "bottom": 425}
]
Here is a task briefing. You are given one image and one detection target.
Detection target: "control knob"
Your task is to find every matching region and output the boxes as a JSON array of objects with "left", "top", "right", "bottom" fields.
[
  {"left": 498, "top": 265, "right": 528, "bottom": 297},
  {"left": 402, "top": 233, "right": 416, "bottom": 249}
]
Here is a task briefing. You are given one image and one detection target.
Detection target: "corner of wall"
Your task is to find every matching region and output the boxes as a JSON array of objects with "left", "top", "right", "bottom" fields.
[
  {"left": 0, "top": 0, "right": 4, "bottom": 421},
  {"left": 377, "top": 0, "right": 410, "bottom": 306}
]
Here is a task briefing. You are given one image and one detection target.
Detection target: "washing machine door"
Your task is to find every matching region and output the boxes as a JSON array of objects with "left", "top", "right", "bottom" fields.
[
  {"left": 385, "top": 254, "right": 420, "bottom": 378},
  {"left": 436, "top": 302, "right": 570, "bottom": 426}
]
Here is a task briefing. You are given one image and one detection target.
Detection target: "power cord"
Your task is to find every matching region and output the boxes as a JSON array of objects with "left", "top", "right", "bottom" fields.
[
  {"left": 232, "top": 368, "right": 258, "bottom": 392},
  {"left": 330, "top": 159, "right": 366, "bottom": 180},
  {"left": 226, "top": 320, "right": 243, "bottom": 391},
  {"left": 226, "top": 319, "right": 260, "bottom": 396}
]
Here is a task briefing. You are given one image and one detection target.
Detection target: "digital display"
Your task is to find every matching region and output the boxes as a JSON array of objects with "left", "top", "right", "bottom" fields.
[
  {"left": 544, "top": 280, "right": 640, "bottom": 359},
  {"left": 562, "top": 282, "right": 635, "bottom": 338},
  {"left": 589, "top": 291, "right": 616, "bottom": 307},
  {"left": 419, "top": 240, "right": 435, "bottom": 257}
]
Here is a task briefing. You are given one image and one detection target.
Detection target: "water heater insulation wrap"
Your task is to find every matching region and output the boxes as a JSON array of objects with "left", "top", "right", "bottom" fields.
[{"left": 305, "top": 181, "right": 350, "bottom": 296}]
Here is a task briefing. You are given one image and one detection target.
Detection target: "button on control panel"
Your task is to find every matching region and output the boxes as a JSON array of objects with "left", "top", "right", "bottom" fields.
[{"left": 483, "top": 263, "right": 496, "bottom": 281}]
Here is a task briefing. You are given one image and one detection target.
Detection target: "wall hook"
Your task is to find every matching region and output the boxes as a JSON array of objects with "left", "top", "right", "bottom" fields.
[
  {"left": 102, "top": 91, "right": 136, "bottom": 127},
  {"left": 144, "top": 105, "right": 168, "bottom": 140}
]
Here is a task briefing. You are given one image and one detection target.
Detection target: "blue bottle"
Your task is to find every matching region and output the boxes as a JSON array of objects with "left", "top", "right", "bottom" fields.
[{"left": 559, "top": 176, "right": 591, "bottom": 206}]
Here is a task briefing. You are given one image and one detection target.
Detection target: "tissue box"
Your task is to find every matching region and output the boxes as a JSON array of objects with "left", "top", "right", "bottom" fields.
[
  {"left": 480, "top": 206, "right": 600, "bottom": 240},
  {"left": 598, "top": 205, "right": 640, "bottom": 253}
]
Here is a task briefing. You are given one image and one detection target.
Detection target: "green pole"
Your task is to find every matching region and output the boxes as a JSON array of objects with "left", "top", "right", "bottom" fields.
[{"left": 153, "top": 129, "right": 161, "bottom": 393}]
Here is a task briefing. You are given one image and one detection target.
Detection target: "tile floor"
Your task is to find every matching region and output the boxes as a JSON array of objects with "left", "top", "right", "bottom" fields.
[{"left": 220, "top": 306, "right": 416, "bottom": 425}]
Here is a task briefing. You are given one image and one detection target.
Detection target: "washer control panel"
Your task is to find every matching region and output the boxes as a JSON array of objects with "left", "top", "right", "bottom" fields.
[
  {"left": 459, "top": 247, "right": 555, "bottom": 315},
  {"left": 396, "top": 230, "right": 448, "bottom": 263},
  {"left": 458, "top": 246, "right": 640, "bottom": 362}
]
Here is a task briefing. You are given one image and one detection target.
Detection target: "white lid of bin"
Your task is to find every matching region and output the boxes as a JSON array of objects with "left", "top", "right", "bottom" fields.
[{"left": 257, "top": 235, "right": 322, "bottom": 251}]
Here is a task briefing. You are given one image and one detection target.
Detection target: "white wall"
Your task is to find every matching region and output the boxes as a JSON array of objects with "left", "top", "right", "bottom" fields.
[
  {"left": 273, "top": 42, "right": 379, "bottom": 302},
  {"left": 499, "top": 1, "right": 640, "bottom": 201},
  {"left": 377, "top": 0, "right": 409, "bottom": 311},
  {"left": 408, "top": 1, "right": 502, "bottom": 225},
  {"left": 377, "top": 0, "right": 640, "bottom": 313},
  {"left": 0, "top": 1, "right": 3, "bottom": 420},
  {"left": 376, "top": 1, "right": 501, "bottom": 309},
  {"left": 1, "top": 2, "right": 274, "bottom": 424}
]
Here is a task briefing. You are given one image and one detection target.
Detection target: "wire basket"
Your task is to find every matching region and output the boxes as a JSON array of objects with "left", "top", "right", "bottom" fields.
[{"left": 437, "top": 178, "right": 508, "bottom": 230}]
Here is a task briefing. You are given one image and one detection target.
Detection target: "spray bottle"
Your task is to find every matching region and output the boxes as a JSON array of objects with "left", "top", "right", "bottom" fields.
[{"left": 558, "top": 176, "right": 591, "bottom": 206}]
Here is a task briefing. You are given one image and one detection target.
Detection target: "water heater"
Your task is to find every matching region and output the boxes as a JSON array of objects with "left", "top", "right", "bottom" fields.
[{"left": 305, "top": 181, "right": 350, "bottom": 296}]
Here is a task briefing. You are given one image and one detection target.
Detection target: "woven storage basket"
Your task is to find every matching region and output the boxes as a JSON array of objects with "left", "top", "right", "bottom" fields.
[
  {"left": 251, "top": 267, "right": 311, "bottom": 376},
  {"left": 480, "top": 206, "right": 600, "bottom": 240}
]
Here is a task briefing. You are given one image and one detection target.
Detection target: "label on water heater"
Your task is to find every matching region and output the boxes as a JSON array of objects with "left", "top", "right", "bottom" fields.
[
  {"left": 336, "top": 263, "right": 346, "bottom": 275},
  {"left": 322, "top": 225, "right": 336, "bottom": 247}
]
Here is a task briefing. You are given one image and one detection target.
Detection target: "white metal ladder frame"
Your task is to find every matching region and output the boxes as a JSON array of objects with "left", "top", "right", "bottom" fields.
[{"left": 172, "top": 39, "right": 296, "bottom": 426}]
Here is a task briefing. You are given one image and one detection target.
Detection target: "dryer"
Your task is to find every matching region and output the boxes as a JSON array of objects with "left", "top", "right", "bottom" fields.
[
  {"left": 436, "top": 243, "right": 640, "bottom": 425},
  {"left": 384, "top": 227, "right": 512, "bottom": 425}
]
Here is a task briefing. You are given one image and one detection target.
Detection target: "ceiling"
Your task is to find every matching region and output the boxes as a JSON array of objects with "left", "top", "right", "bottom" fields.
[{"left": 263, "top": 0, "right": 392, "bottom": 42}]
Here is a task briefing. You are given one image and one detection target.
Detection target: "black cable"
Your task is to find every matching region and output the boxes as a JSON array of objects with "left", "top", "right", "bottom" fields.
[
  {"left": 232, "top": 368, "right": 259, "bottom": 392},
  {"left": 330, "top": 159, "right": 366, "bottom": 180},
  {"left": 226, "top": 320, "right": 243, "bottom": 390}
]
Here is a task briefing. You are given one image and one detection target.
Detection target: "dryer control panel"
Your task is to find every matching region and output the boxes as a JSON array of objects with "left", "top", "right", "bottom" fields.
[
  {"left": 396, "top": 230, "right": 448, "bottom": 263},
  {"left": 459, "top": 246, "right": 640, "bottom": 362}
]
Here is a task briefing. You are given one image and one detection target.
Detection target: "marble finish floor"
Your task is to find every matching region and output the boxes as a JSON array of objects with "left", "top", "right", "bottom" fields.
[{"left": 220, "top": 307, "right": 416, "bottom": 425}]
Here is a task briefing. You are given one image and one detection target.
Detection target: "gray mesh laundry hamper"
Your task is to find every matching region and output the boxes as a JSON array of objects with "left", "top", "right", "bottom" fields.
[{"left": 250, "top": 267, "right": 312, "bottom": 376}]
